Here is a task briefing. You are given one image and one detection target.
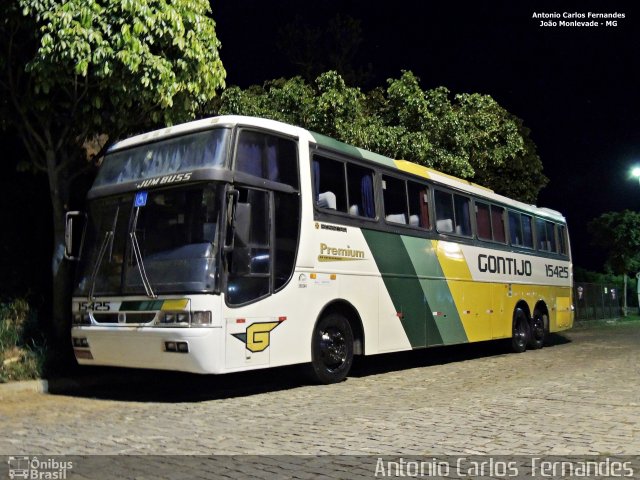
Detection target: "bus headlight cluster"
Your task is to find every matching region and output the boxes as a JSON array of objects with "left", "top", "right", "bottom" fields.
[
  {"left": 73, "top": 313, "right": 91, "bottom": 325},
  {"left": 157, "top": 311, "right": 212, "bottom": 326}
]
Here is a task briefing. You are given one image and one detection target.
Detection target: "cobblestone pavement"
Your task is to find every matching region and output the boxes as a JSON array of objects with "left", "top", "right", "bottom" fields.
[{"left": 0, "top": 321, "right": 639, "bottom": 457}]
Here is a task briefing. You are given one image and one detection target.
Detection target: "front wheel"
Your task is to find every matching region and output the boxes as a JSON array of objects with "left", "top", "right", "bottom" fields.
[
  {"left": 308, "top": 313, "right": 354, "bottom": 384},
  {"left": 511, "top": 308, "right": 530, "bottom": 353}
]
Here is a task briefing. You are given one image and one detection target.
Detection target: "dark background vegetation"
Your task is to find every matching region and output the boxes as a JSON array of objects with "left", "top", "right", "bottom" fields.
[{"left": 1, "top": 0, "right": 638, "bottom": 308}]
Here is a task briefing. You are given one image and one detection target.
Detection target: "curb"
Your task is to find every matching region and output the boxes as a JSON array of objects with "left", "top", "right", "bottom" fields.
[{"left": 0, "top": 379, "right": 48, "bottom": 394}]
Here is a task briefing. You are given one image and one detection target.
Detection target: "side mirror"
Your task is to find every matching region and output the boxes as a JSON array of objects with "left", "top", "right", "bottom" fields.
[{"left": 64, "top": 211, "right": 87, "bottom": 260}]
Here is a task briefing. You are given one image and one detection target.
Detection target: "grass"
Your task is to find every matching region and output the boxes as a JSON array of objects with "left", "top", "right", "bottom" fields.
[{"left": 0, "top": 298, "right": 47, "bottom": 383}]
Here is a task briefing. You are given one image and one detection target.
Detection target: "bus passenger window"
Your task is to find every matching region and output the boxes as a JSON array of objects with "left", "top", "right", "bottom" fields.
[
  {"left": 558, "top": 225, "right": 568, "bottom": 254},
  {"left": 454, "top": 194, "right": 471, "bottom": 236},
  {"left": 347, "top": 164, "right": 375, "bottom": 218},
  {"left": 546, "top": 221, "right": 557, "bottom": 252},
  {"left": 492, "top": 206, "right": 506, "bottom": 243},
  {"left": 313, "top": 156, "right": 347, "bottom": 212},
  {"left": 408, "top": 181, "right": 430, "bottom": 229},
  {"left": 383, "top": 176, "right": 408, "bottom": 224},
  {"left": 535, "top": 217, "right": 548, "bottom": 250},
  {"left": 476, "top": 202, "right": 492, "bottom": 240},
  {"left": 435, "top": 190, "right": 454, "bottom": 233},
  {"left": 522, "top": 214, "right": 533, "bottom": 248},
  {"left": 509, "top": 211, "right": 522, "bottom": 246}
]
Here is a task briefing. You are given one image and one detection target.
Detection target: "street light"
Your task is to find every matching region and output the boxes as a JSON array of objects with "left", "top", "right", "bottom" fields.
[{"left": 632, "top": 167, "right": 640, "bottom": 185}]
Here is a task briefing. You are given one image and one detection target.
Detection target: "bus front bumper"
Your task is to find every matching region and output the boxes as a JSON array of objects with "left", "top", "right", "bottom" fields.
[{"left": 71, "top": 326, "right": 224, "bottom": 374}]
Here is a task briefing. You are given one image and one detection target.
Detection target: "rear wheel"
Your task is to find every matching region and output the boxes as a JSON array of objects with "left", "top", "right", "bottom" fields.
[
  {"left": 308, "top": 313, "right": 354, "bottom": 384},
  {"left": 511, "top": 308, "right": 530, "bottom": 353},
  {"left": 528, "top": 312, "right": 546, "bottom": 349}
]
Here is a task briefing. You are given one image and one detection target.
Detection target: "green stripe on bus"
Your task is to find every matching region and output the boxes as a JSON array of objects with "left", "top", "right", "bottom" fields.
[
  {"left": 401, "top": 236, "right": 468, "bottom": 345},
  {"left": 362, "top": 229, "right": 443, "bottom": 348},
  {"left": 310, "top": 132, "right": 397, "bottom": 168}
]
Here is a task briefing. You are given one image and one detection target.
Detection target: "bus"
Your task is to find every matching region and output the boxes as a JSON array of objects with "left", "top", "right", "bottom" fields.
[{"left": 65, "top": 115, "right": 573, "bottom": 384}]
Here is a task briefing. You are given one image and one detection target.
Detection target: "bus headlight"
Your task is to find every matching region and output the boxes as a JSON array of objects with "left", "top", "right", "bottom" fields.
[{"left": 158, "top": 311, "right": 212, "bottom": 326}]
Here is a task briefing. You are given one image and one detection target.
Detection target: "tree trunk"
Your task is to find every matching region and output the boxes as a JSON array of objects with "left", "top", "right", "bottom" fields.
[
  {"left": 46, "top": 147, "right": 75, "bottom": 367},
  {"left": 623, "top": 273, "right": 628, "bottom": 317}
]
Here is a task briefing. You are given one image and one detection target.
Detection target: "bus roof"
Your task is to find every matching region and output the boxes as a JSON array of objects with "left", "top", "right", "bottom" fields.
[{"left": 107, "top": 115, "right": 565, "bottom": 222}]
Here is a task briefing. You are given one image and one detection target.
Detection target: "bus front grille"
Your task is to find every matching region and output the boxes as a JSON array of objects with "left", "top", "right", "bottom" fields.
[{"left": 92, "top": 312, "right": 156, "bottom": 324}]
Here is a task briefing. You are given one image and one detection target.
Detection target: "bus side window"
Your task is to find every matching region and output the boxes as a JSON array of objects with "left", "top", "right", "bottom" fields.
[
  {"left": 236, "top": 130, "right": 299, "bottom": 189},
  {"left": 313, "top": 156, "right": 347, "bottom": 212},
  {"left": 492, "top": 206, "right": 506, "bottom": 243},
  {"left": 557, "top": 224, "right": 567, "bottom": 254},
  {"left": 509, "top": 211, "right": 522, "bottom": 246},
  {"left": 546, "top": 221, "right": 557, "bottom": 252},
  {"left": 383, "top": 176, "right": 408, "bottom": 224},
  {"left": 453, "top": 194, "right": 471, "bottom": 236},
  {"left": 346, "top": 164, "right": 375, "bottom": 218},
  {"left": 535, "top": 217, "right": 548, "bottom": 250},
  {"left": 476, "top": 202, "right": 492, "bottom": 240},
  {"left": 408, "top": 181, "right": 430, "bottom": 229},
  {"left": 521, "top": 214, "right": 533, "bottom": 248},
  {"left": 435, "top": 190, "right": 454, "bottom": 233}
]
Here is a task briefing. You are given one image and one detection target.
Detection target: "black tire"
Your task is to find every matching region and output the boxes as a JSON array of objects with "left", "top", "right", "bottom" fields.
[
  {"left": 511, "top": 308, "right": 530, "bottom": 353},
  {"left": 528, "top": 311, "right": 546, "bottom": 349},
  {"left": 308, "top": 313, "right": 354, "bottom": 384}
]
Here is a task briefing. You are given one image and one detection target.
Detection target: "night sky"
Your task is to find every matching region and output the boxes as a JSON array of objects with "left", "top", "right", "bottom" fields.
[{"left": 214, "top": 0, "right": 639, "bottom": 271}]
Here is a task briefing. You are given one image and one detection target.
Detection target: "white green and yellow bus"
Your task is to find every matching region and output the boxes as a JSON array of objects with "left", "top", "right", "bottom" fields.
[{"left": 66, "top": 115, "right": 573, "bottom": 383}]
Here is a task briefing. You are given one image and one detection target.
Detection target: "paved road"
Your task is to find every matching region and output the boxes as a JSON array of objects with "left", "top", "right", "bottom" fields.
[{"left": 0, "top": 321, "right": 639, "bottom": 460}]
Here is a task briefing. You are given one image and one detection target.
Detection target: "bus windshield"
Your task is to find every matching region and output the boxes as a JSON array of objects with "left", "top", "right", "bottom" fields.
[
  {"left": 74, "top": 183, "right": 224, "bottom": 297},
  {"left": 94, "top": 128, "right": 230, "bottom": 188}
]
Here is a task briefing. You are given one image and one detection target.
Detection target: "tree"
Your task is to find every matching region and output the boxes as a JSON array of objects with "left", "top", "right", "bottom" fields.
[
  {"left": 0, "top": 0, "right": 226, "bottom": 343},
  {"left": 589, "top": 210, "right": 640, "bottom": 275},
  {"left": 588, "top": 210, "right": 640, "bottom": 315},
  {"left": 215, "top": 70, "right": 547, "bottom": 202}
]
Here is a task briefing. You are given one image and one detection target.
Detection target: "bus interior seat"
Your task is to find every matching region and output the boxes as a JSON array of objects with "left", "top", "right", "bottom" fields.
[
  {"left": 409, "top": 215, "right": 420, "bottom": 226},
  {"left": 386, "top": 213, "right": 407, "bottom": 224},
  {"left": 317, "top": 191, "right": 336, "bottom": 209},
  {"left": 349, "top": 204, "right": 360, "bottom": 216},
  {"left": 436, "top": 218, "right": 453, "bottom": 232}
]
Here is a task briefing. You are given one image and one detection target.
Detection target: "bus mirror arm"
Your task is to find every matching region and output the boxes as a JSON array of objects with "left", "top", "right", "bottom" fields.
[{"left": 223, "top": 189, "right": 240, "bottom": 253}]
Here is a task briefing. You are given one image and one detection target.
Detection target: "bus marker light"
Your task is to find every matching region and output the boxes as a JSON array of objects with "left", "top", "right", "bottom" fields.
[
  {"left": 310, "top": 273, "right": 317, "bottom": 279},
  {"left": 278, "top": 316, "right": 287, "bottom": 322},
  {"left": 396, "top": 312, "right": 404, "bottom": 319},
  {"left": 236, "top": 318, "right": 246, "bottom": 324},
  {"left": 330, "top": 274, "right": 337, "bottom": 280}
]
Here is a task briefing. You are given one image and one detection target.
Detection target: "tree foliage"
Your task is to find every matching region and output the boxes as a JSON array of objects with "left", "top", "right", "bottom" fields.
[
  {"left": 0, "top": 0, "right": 226, "bottom": 339},
  {"left": 588, "top": 210, "right": 640, "bottom": 275},
  {"left": 215, "top": 71, "right": 547, "bottom": 203}
]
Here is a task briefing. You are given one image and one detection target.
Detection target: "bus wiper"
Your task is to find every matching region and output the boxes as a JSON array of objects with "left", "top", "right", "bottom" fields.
[
  {"left": 88, "top": 230, "right": 114, "bottom": 301},
  {"left": 129, "top": 207, "right": 157, "bottom": 299}
]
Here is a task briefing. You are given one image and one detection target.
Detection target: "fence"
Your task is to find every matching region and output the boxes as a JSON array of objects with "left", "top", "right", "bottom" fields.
[{"left": 573, "top": 282, "right": 634, "bottom": 321}]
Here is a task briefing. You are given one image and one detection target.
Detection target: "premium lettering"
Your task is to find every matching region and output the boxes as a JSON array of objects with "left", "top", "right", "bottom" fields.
[{"left": 318, "top": 243, "right": 365, "bottom": 262}]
